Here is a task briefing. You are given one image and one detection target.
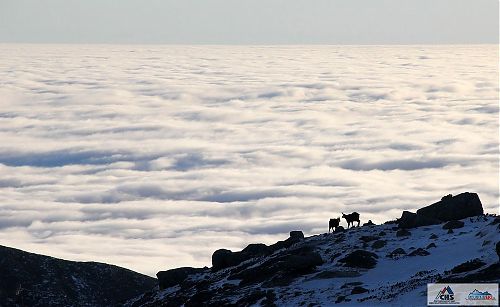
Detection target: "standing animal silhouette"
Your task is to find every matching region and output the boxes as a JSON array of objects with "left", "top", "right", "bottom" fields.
[
  {"left": 329, "top": 218, "right": 340, "bottom": 233},
  {"left": 342, "top": 212, "right": 360, "bottom": 228}
]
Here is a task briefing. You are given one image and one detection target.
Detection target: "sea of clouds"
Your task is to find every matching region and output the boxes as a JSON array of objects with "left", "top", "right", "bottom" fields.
[{"left": 0, "top": 45, "right": 498, "bottom": 275}]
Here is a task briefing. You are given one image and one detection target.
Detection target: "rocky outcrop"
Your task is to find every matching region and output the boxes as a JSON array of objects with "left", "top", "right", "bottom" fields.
[
  {"left": 449, "top": 259, "right": 486, "bottom": 274},
  {"left": 442, "top": 220, "right": 465, "bottom": 230},
  {"left": 372, "top": 240, "right": 386, "bottom": 249},
  {"left": 408, "top": 248, "right": 430, "bottom": 257},
  {"left": 228, "top": 246, "right": 323, "bottom": 286},
  {"left": 212, "top": 231, "right": 305, "bottom": 271},
  {"left": 156, "top": 267, "right": 206, "bottom": 290},
  {"left": 396, "top": 229, "right": 411, "bottom": 237},
  {"left": 339, "top": 250, "right": 378, "bottom": 269},
  {"left": 417, "top": 192, "right": 483, "bottom": 222},
  {"left": 398, "top": 211, "right": 441, "bottom": 229},
  {"left": 268, "top": 231, "right": 304, "bottom": 251},
  {"left": 212, "top": 249, "right": 242, "bottom": 271},
  {"left": 289, "top": 230, "right": 305, "bottom": 240},
  {"left": 398, "top": 193, "right": 483, "bottom": 229}
]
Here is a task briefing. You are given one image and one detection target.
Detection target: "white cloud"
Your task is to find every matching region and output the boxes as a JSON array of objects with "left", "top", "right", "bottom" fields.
[{"left": 0, "top": 45, "right": 497, "bottom": 276}]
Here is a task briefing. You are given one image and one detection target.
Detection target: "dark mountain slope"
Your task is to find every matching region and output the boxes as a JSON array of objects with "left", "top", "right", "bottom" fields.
[{"left": 0, "top": 245, "right": 156, "bottom": 307}]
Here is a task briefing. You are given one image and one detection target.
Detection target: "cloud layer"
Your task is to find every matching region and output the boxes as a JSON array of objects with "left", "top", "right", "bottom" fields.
[{"left": 0, "top": 45, "right": 498, "bottom": 275}]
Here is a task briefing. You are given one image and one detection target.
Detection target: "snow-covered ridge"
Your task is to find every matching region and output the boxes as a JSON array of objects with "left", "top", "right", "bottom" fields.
[{"left": 128, "top": 195, "right": 499, "bottom": 306}]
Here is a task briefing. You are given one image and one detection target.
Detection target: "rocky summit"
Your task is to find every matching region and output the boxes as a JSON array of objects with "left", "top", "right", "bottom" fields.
[{"left": 126, "top": 193, "right": 499, "bottom": 306}]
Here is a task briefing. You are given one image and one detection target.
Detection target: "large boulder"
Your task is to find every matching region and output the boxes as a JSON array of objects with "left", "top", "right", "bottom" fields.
[
  {"left": 417, "top": 192, "right": 483, "bottom": 222},
  {"left": 396, "top": 229, "right": 411, "bottom": 237},
  {"left": 408, "top": 248, "right": 430, "bottom": 257},
  {"left": 241, "top": 243, "right": 270, "bottom": 257},
  {"left": 156, "top": 267, "right": 205, "bottom": 290},
  {"left": 289, "top": 231, "right": 304, "bottom": 240},
  {"left": 372, "top": 240, "right": 386, "bottom": 249},
  {"left": 398, "top": 211, "right": 441, "bottom": 229},
  {"left": 351, "top": 286, "right": 369, "bottom": 294},
  {"left": 339, "top": 250, "right": 378, "bottom": 269},
  {"left": 442, "top": 220, "right": 465, "bottom": 230},
  {"left": 212, "top": 249, "right": 244, "bottom": 271}
]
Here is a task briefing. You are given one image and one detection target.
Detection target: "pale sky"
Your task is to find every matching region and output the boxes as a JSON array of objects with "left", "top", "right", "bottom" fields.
[{"left": 0, "top": 0, "right": 498, "bottom": 44}]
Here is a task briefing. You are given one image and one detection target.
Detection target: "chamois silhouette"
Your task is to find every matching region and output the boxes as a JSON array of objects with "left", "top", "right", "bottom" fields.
[
  {"left": 329, "top": 218, "right": 340, "bottom": 233},
  {"left": 342, "top": 212, "right": 360, "bottom": 228}
]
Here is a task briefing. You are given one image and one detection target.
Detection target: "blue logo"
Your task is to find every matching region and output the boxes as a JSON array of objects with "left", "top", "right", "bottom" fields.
[{"left": 466, "top": 289, "right": 495, "bottom": 301}]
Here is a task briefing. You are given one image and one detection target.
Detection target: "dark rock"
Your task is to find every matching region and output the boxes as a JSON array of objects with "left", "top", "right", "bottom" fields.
[
  {"left": 442, "top": 220, "right": 465, "bottom": 230},
  {"left": 387, "top": 248, "right": 406, "bottom": 258},
  {"left": 417, "top": 192, "right": 483, "bottom": 222},
  {"left": 440, "top": 263, "right": 500, "bottom": 283},
  {"left": 341, "top": 281, "right": 363, "bottom": 289},
  {"left": 335, "top": 295, "right": 346, "bottom": 304},
  {"left": 441, "top": 194, "right": 453, "bottom": 201},
  {"left": 489, "top": 217, "right": 500, "bottom": 225},
  {"left": 339, "top": 250, "right": 378, "bottom": 269},
  {"left": 335, "top": 226, "right": 345, "bottom": 233},
  {"left": 398, "top": 211, "right": 441, "bottom": 229},
  {"left": 157, "top": 267, "right": 205, "bottom": 290},
  {"left": 426, "top": 243, "right": 437, "bottom": 249},
  {"left": 447, "top": 229, "right": 454, "bottom": 234},
  {"left": 378, "top": 231, "right": 386, "bottom": 236},
  {"left": 429, "top": 234, "right": 438, "bottom": 239},
  {"left": 372, "top": 240, "right": 386, "bottom": 249},
  {"left": 351, "top": 286, "right": 369, "bottom": 294},
  {"left": 359, "top": 236, "right": 378, "bottom": 243},
  {"left": 450, "top": 259, "right": 486, "bottom": 274},
  {"left": 482, "top": 240, "right": 491, "bottom": 247},
  {"left": 398, "top": 211, "right": 417, "bottom": 228},
  {"left": 241, "top": 243, "right": 270, "bottom": 257},
  {"left": 281, "top": 252, "right": 323, "bottom": 271},
  {"left": 496, "top": 242, "right": 500, "bottom": 261},
  {"left": 230, "top": 249, "right": 323, "bottom": 285},
  {"left": 408, "top": 248, "right": 430, "bottom": 257},
  {"left": 363, "top": 220, "right": 375, "bottom": 226},
  {"left": 269, "top": 233, "right": 303, "bottom": 252},
  {"left": 290, "top": 231, "right": 305, "bottom": 240},
  {"left": 396, "top": 229, "right": 411, "bottom": 237},
  {"left": 212, "top": 249, "right": 244, "bottom": 271}
]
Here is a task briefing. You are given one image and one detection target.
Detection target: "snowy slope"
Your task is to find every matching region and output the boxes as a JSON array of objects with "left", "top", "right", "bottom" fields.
[{"left": 128, "top": 215, "right": 499, "bottom": 306}]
